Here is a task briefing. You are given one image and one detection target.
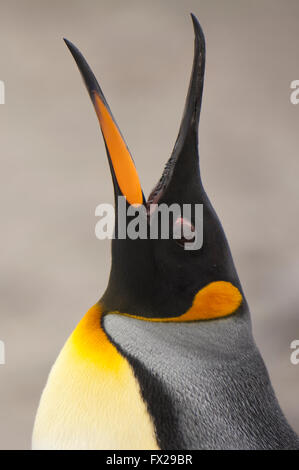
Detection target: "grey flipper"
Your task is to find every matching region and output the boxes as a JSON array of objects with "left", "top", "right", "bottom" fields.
[{"left": 104, "top": 313, "right": 299, "bottom": 450}]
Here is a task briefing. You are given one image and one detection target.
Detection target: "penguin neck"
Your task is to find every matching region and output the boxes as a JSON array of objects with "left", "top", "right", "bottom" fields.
[{"left": 102, "top": 237, "right": 156, "bottom": 315}]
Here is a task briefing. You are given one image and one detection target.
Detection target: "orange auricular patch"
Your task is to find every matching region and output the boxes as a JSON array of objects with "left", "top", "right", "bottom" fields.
[
  {"left": 122, "top": 281, "right": 242, "bottom": 322},
  {"left": 93, "top": 92, "right": 143, "bottom": 206},
  {"left": 181, "top": 281, "right": 242, "bottom": 321}
]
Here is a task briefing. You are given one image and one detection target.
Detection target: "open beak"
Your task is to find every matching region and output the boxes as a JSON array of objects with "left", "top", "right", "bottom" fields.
[
  {"left": 64, "top": 38, "right": 144, "bottom": 207},
  {"left": 64, "top": 13, "right": 204, "bottom": 210}
]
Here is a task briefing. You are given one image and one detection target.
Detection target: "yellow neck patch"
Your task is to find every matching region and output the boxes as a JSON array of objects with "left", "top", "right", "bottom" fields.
[
  {"left": 71, "top": 303, "right": 123, "bottom": 372},
  {"left": 33, "top": 303, "right": 159, "bottom": 449}
]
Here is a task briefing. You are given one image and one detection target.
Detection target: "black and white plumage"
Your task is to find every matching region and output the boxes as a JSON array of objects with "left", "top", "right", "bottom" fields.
[{"left": 32, "top": 15, "right": 299, "bottom": 450}]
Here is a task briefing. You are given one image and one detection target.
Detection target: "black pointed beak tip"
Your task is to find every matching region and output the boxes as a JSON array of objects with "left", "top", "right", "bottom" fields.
[
  {"left": 63, "top": 38, "right": 85, "bottom": 65},
  {"left": 63, "top": 38, "right": 77, "bottom": 54},
  {"left": 63, "top": 37, "right": 99, "bottom": 102},
  {"left": 190, "top": 13, "right": 205, "bottom": 44}
]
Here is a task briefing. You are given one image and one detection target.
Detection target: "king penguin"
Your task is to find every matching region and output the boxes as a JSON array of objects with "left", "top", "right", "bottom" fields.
[{"left": 32, "top": 15, "right": 299, "bottom": 450}]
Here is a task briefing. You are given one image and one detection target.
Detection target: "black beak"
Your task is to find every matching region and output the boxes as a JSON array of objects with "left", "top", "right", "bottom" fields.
[{"left": 147, "top": 13, "right": 205, "bottom": 207}]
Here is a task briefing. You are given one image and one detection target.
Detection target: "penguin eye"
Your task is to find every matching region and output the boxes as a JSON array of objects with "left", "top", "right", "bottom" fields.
[{"left": 173, "top": 217, "right": 196, "bottom": 247}]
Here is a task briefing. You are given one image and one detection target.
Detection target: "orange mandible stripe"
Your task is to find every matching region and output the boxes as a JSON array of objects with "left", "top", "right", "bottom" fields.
[{"left": 93, "top": 92, "right": 143, "bottom": 206}]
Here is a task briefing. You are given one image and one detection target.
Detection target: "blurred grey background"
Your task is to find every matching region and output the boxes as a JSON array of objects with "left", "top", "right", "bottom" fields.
[{"left": 0, "top": 0, "right": 298, "bottom": 449}]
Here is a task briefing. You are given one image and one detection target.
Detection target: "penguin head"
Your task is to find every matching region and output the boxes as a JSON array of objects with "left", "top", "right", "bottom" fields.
[{"left": 64, "top": 14, "right": 245, "bottom": 321}]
